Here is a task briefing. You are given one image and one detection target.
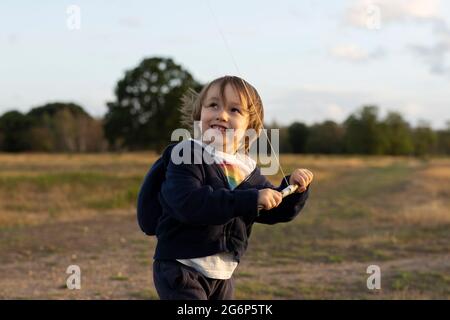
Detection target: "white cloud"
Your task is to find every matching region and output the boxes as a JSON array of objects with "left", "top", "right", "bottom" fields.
[
  {"left": 7, "top": 33, "right": 19, "bottom": 46},
  {"left": 330, "top": 44, "right": 385, "bottom": 62},
  {"left": 396, "top": 103, "right": 423, "bottom": 117},
  {"left": 345, "top": 0, "right": 450, "bottom": 77},
  {"left": 331, "top": 44, "right": 368, "bottom": 61},
  {"left": 264, "top": 87, "right": 371, "bottom": 126},
  {"left": 409, "top": 42, "right": 450, "bottom": 75},
  {"left": 408, "top": 20, "right": 450, "bottom": 76},
  {"left": 325, "top": 103, "right": 347, "bottom": 122},
  {"left": 263, "top": 87, "right": 447, "bottom": 129},
  {"left": 118, "top": 16, "right": 143, "bottom": 28}
]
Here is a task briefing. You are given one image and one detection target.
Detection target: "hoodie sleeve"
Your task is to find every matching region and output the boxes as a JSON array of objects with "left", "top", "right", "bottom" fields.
[
  {"left": 160, "top": 157, "right": 259, "bottom": 226},
  {"left": 255, "top": 174, "right": 310, "bottom": 225}
]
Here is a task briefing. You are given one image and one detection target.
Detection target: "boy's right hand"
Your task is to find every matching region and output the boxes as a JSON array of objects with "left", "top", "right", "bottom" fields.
[{"left": 257, "top": 188, "right": 282, "bottom": 211}]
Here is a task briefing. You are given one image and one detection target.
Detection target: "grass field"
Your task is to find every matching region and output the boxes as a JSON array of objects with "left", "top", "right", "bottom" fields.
[{"left": 0, "top": 152, "right": 449, "bottom": 299}]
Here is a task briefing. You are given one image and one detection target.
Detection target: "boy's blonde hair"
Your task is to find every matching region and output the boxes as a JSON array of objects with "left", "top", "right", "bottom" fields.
[{"left": 179, "top": 76, "right": 264, "bottom": 152}]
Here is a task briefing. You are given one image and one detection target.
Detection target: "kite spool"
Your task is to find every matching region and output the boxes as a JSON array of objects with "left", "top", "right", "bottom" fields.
[{"left": 257, "top": 184, "right": 299, "bottom": 212}]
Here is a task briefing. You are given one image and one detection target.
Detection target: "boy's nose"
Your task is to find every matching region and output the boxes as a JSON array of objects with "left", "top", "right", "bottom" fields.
[{"left": 216, "top": 109, "right": 228, "bottom": 121}]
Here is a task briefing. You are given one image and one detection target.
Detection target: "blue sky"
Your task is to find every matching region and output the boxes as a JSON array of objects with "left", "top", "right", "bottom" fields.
[{"left": 1, "top": 0, "right": 449, "bottom": 129}]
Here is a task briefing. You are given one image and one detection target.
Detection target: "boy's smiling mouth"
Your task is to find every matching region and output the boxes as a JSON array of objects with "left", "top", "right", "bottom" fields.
[{"left": 210, "top": 124, "right": 229, "bottom": 133}]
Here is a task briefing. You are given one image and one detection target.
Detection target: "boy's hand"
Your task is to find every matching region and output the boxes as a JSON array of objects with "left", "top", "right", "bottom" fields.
[
  {"left": 289, "top": 169, "right": 314, "bottom": 193},
  {"left": 257, "top": 188, "right": 282, "bottom": 211}
]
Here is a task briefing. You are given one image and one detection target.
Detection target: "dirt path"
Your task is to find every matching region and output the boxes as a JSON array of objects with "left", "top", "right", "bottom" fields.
[
  {"left": 0, "top": 213, "right": 157, "bottom": 299},
  {"left": 1, "top": 212, "right": 448, "bottom": 299}
]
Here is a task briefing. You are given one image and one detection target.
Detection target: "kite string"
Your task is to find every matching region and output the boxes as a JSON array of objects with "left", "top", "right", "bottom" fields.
[{"left": 205, "top": 0, "right": 291, "bottom": 187}]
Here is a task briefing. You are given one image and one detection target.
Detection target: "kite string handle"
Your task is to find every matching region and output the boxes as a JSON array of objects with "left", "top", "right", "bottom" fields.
[{"left": 257, "top": 184, "right": 299, "bottom": 212}]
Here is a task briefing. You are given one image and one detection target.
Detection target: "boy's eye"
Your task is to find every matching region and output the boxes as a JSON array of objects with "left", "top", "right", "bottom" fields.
[
  {"left": 209, "top": 103, "right": 218, "bottom": 108},
  {"left": 232, "top": 108, "right": 242, "bottom": 114}
]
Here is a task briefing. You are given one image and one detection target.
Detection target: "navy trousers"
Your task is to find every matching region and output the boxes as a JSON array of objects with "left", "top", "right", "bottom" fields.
[{"left": 153, "top": 259, "right": 234, "bottom": 300}]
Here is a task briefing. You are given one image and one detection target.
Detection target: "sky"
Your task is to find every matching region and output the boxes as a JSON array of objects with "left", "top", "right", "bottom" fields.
[{"left": 1, "top": 0, "right": 449, "bottom": 129}]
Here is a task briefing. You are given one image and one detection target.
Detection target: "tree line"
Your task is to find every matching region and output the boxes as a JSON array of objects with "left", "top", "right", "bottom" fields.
[
  {"left": 0, "top": 103, "right": 106, "bottom": 152},
  {"left": 1, "top": 57, "right": 449, "bottom": 156},
  {"left": 272, "top": 107, "right": 450, "bottom": 157}
]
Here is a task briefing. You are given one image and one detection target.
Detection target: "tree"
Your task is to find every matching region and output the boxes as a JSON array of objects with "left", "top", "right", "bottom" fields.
[
  {"left": 28, "top": 102, "right": 106, "bottom": 152},
  {"left": 0, "top": 111, "right": 32, "bottom": 152},
  {"left": 381, "top": 112, "right": 414, "bottom": 155},
  {"left": 261, "top": 120, "right": 292, "bottom": 154},
  {"left": 28, "top": 102, "right": 88, "bottom": 119},
  {"left": 104, "top": 57, "right": 202, "bottom": 151},
  {"left": 305, "top": 120, "right": 345, "bottom": 154},
  {"left": 287, "top": 122, "right": 309, "bottom": 153},
  {"left": 413, "top": 121, "right": 437, "bottom": 157},
  {"left": 436, "top": 121, "right": 450, "bottom": 155},
  {"left": 28, "top": 126, "right": 54, "bottom": 151},
  {"left": 343, "top": 106, "right": 387, "bottom": 154}
]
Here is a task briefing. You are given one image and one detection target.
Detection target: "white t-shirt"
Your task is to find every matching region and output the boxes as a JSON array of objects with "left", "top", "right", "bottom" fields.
[{"left": 176, "top": 139, "right": 256, "bottom": 279}]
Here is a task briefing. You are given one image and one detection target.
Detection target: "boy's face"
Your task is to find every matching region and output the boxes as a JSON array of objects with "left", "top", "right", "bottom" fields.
[{"left": 200, "top": 83, "right": 250, "bottom": 154}]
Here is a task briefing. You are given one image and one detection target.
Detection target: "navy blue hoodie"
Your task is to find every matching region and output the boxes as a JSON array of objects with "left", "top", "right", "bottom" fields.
[{"left": 137, "top": 140, "right": 310, "bottom": 262}]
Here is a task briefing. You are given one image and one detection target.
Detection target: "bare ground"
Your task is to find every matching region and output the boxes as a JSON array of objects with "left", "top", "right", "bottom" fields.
[{"left": 0, "top": 154, "right": 449, "bottom": 299}]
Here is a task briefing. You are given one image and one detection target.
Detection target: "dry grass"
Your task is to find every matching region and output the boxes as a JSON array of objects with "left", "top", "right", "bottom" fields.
[{"left": 0, "top": 152, "right": 449, "bottom": 299}]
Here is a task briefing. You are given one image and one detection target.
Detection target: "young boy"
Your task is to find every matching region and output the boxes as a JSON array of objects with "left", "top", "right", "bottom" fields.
[{"left": 137, "top": 75, "right": 313, "bottom": 300}]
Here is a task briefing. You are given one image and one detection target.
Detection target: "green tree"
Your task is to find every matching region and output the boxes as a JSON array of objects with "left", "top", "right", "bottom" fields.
[
  {"left": 104, "top": 57, "right": 202, "bottom": 151},
  {"left": 343, "top": 105, "right": 387, "bottom": 154},
  {"left": 28, "top": 102, "right": 88, "bottom": 119},
  {"left": 305, "top": 120, "right": 344, "bottom": 154},
  {"left": 287, "top": 122, "right": 309, "bottom": 153},
  {"left": 382, "top": 112, "right": 414, "bottom": 155},
  {"left": 262, "top": 120, "right": 292, "bottom": 154},
  {"left": 0, "top": 111, "right": 32, "bottom": 152},
  {"left": 28, "top": 102, "right": 106, "bottom": 152},
  {"left": 28, "top": 126, "right": 54, "bottom": 151},
  {"left": 413, "top": 121, "right": 437, "bottom": 157},
  {"left": 436, "top": 121, "right": 450, "bottom": 155}
]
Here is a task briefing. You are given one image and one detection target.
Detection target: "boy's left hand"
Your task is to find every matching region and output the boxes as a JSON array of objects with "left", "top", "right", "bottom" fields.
[{"left": 289, "top": 169, "right": 313, "bottom": 193}]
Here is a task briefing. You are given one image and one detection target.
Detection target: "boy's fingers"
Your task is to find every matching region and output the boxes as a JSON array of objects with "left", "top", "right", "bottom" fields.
[
  {"left": 268, "top": 200, "right": 276, "bottom": 209},
  {"left": 307, "top": 171, "right": 314, "bottom": 182},
  {"left": 298, "top": 175, "right": 311, "bottom": 192},
  {"left": 298, "top": 169, "right": 313, "bottom": 182},
  {"left": 290, "top": 169, "right": 313, "bottom": 192},
  {"left": 298, "top": 175, "right": 307, "bottom": 187},
  {"left": 277, "top": 194, "right": 282, "bottom": 205},
  {"left": 304, "top": 173, "right": 312, "bottom": 185},
  {"left": 301, "top": 171, "right": 313, "bottom": 185},
  {"left": 270, "top": 191, "right": 282, "bottom": 206},
  {"left": 303, "top": 170, "right": 313, "bottom": 181}
]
